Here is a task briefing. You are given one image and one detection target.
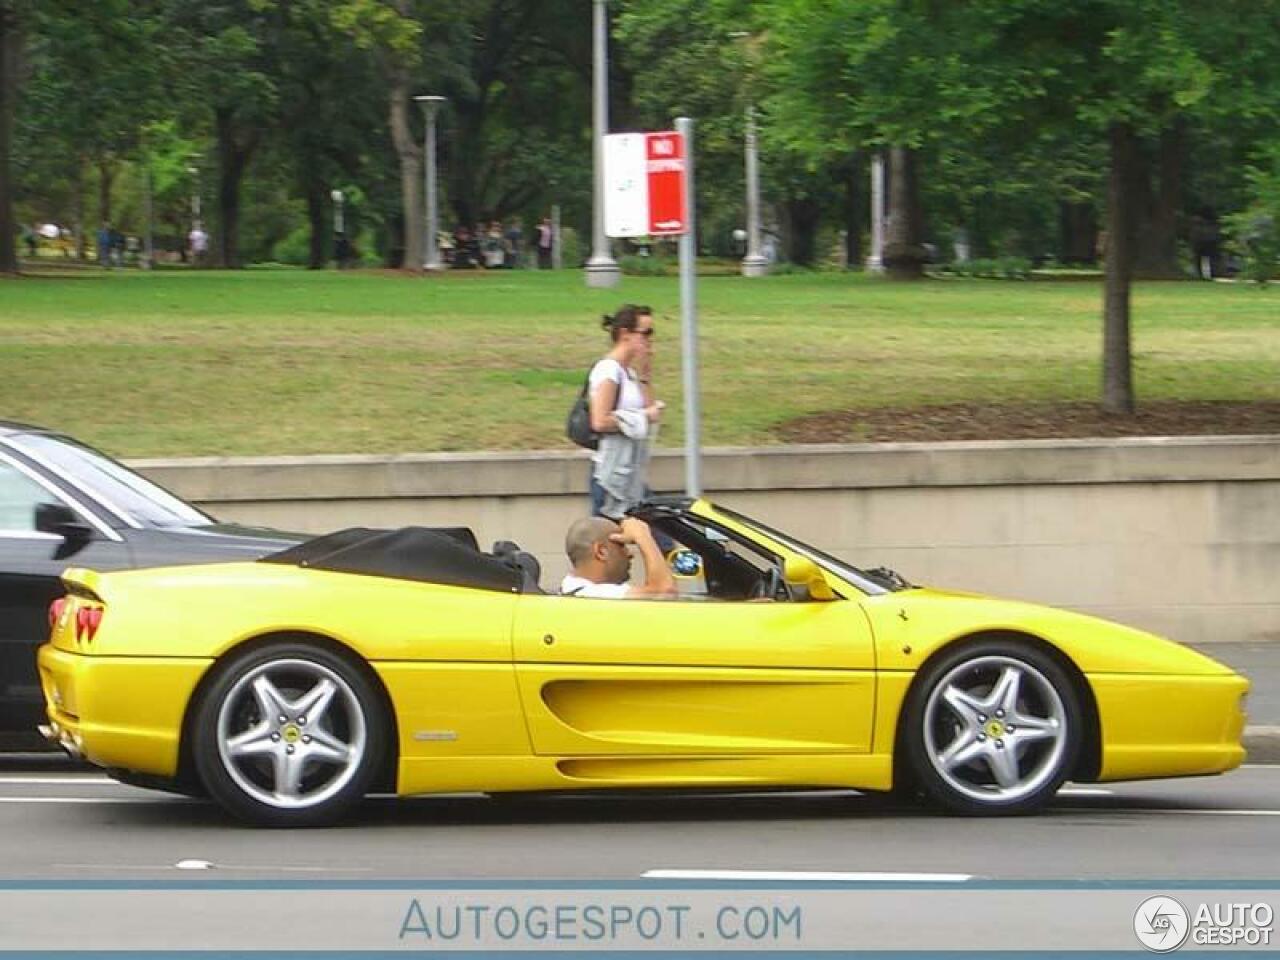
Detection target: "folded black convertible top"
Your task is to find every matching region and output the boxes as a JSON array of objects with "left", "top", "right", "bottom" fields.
[{"left": 260, "top": 526, "right": 521, "bottom": 594}]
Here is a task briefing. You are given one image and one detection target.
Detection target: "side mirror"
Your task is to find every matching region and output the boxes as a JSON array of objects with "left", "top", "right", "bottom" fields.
[
  {"left": 783, "top": 556, "right": 835, "bottom": 601},
  {"left": 34, "top": 502, "right": 94, "bottom": 543}
]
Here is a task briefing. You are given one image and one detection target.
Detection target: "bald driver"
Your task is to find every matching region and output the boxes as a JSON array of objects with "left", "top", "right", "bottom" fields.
[{"left": 560, "top": 516, "right": 677, "bottom": 599}]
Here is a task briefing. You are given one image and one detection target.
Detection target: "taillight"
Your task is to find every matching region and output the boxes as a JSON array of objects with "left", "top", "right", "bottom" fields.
[
  {"left": 48, "top": 597, "right": 67, "bottom": 630},
  {"left": 75, "top": 605, "right": 103, "bottom": 643}
]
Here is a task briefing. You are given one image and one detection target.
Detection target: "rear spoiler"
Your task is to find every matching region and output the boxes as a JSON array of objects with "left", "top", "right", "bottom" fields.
[{"left": 60, "top": 567, "right": 106, "bottom": 604}]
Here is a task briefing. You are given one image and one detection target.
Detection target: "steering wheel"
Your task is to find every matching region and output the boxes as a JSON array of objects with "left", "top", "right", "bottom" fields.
[{"left": 749, "top": 567, "right": 786, "bottom": 601}]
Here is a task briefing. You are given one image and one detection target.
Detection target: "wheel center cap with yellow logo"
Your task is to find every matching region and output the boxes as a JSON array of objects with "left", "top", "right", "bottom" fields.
[
  {"left": 282, "top": 724, "right": 302, "bottom": 744},
  {"left": 985, "top": 719, "right": 1006, "bottom": 738}
]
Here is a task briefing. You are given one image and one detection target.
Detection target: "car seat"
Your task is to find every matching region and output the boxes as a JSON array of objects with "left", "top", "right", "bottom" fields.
[{"left": 491, "top": 540, "right": 544, "bottom": 594}]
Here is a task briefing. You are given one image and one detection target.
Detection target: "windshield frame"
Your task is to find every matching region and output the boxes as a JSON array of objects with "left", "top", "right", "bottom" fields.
[{"left": 709, "top": 504, "right": 902, "bottom": 595}]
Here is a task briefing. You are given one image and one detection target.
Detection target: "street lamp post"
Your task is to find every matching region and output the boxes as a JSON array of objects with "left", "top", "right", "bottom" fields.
[
  {"left": 414, "top": 94, "right": 447, "bottom": 271},
  {"left": 867, "top": 151, "right": 886, "bottom": 272},
  {"left": 585, "top": 0, "right": 620, "bottom": 288},
  {"left": 729, "top": 31, "right": 767, "bottom": 278},
  {"left": 741, "top": 105, "right": 768, "bottom": 277}
]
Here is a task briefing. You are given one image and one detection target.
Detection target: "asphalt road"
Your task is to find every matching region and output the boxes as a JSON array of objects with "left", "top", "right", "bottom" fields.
[{"left": 1, "top": 764, "right": 1276, "bottom": 883}]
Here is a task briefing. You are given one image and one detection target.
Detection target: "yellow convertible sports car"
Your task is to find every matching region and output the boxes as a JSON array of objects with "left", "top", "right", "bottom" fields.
[{"left": 38, "top": 497, "right": 1247, "bottom": 827}]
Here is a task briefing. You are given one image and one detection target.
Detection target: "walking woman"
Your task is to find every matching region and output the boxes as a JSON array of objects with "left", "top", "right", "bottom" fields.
[{"left": 588, "top": 304, "right": 664, "bottom": 518}]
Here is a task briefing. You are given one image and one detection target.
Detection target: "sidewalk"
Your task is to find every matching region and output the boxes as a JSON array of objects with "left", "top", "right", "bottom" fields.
[{"left": 1193, "top": 643, "right": 1280, "bottom": 763}]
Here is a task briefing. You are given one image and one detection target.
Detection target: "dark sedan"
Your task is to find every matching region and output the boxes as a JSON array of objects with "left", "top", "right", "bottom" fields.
[{"left": 0, "top": 422, "right": 300, "bottom": 747}]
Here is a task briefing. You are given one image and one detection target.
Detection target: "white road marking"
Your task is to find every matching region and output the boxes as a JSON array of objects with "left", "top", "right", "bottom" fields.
[
  {"left": 643, "top": 869, "right": 973, "bottom": 882},
  {"left": 1131, "top": 808, "right": 1280, "bottom": 817},
  {"left": 0, "top": 776, "right": 117, "bottom": 785},
  {"left": 0, "top": 796, "right": 162, "bottom": 804},
  {"left": 55, "top": 862, "right": 372, "bottom": 873},
  {"left": 1056, "top": 788, "right": 1113, "bottom": 796}
]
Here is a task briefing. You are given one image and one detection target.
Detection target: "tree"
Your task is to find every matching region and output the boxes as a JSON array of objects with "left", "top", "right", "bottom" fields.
[
  {"left": 988, "top": 0, "right": 1280, "bottom": 412},
  {"left": 766, "top": 0, "right": 992, "bottom": 276},
  {"left": 331, "top": 0, "right": 423, "bottom": 269},
  {"left": 15, "top": 1, "right": 168, "bottom": 260},
  {"left": 269, "top": 1, "right": 382, "bottom": 268},
  {"left": 618, "top": 0, "right": 846, "bottom": 264},
  {"left": 766, "top": 0, "right": 1280, "bottom": 412},
  {"left": 164, "top": 1, "right": 291, "bottom": 267},
  {"left": 0, "top": 0, "right": 34, "bottom": 273}
]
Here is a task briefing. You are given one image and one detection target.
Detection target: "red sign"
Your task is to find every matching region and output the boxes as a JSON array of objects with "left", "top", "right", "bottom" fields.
[{"left": 645, "top": 132, "right": 686, "bottom": 236}]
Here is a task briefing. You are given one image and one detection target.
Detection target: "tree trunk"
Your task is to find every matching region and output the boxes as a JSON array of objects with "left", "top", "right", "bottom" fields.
[
  {"left": 883, "top": 146, "right": 925, "bottom": 280},
  {"left": 304, "top": 176, "right": 326, "bottom": 270},
  {"left": 1102, "top": 122, "right": 1137, "bottom": 415},
  {"left": 97, "top": 158, "right": 115, "bottom": 226},
  {"left": 0, "top": 3, "right": 21, "bottom": 274},
  {"left": 74, "top": 156, "right": 87, "bottom": 260},
  {"left": 1132, "top": 121, "right": 1183, "bottom": 279},
  {"left": 1058, "top": 200, "right": 1097, "bottom": 264},
  {"left": 449, "top": 107, "right": 481, "bottom": 229},
  {"left": 214, "top": 106, "right": 254, "bottom": 269},
  {"left": 843, "top": 152, "right": 863, "bottom": 268},
  {"left": 388, "top": 72, "right": 422, "bottom": 271},
  {"left": 781, "top": 196, "right": 820, "bottom": 266}
]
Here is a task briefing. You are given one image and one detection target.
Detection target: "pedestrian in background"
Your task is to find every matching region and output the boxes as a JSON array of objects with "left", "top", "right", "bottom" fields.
[
  {"left": 188, "top": 222, "right": 209, "bottom": 265},
  {"left": 97, "top": 223, "right": 112, "bottom": 268},
  {"left": 505, "top": 216, "right": 523, "bottom": 268},
  {"left": 587, "top": 304, "right": 663, "bottom": 519},
  {"left": 536, "top": 216, "right": 554, "bottom": 269}
]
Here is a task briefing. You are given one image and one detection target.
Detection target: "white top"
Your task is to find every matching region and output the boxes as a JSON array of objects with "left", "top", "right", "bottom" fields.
[
  {"left": 588, "top": 357, "right": 645, "bottom": 463},
  {"left": 560, "top": 574, "right": 631, "bottom": 599},
  {"left": 589, "top": 357, "right": 645, "bottom": 412}
]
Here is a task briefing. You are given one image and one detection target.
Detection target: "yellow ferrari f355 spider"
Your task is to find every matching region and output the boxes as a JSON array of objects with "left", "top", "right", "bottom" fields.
[{"left": 38, "top": 497, "right": 1248, "bottom": 826}]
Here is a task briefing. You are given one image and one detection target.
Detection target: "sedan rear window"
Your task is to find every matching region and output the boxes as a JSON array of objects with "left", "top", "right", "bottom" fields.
[{"left": 8, "top": 433, "right": 211, "bottom": 529}]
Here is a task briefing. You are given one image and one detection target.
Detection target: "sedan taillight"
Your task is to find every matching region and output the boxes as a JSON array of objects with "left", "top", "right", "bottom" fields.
[{"left": 48, "top": 597, "right": 67, "bottom": 630}]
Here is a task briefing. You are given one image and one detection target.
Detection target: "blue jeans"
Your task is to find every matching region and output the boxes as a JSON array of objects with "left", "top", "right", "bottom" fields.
[
  {"left": 589, "top": 470, "right": 608, "bottom": 516},
  {"left": 588, "top": 468, "right": 673, "bottom": 550}
]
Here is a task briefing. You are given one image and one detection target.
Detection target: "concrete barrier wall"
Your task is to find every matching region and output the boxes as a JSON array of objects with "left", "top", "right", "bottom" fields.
[{"left": 130, "top": 436, "right": 1280, "bottom": 646}]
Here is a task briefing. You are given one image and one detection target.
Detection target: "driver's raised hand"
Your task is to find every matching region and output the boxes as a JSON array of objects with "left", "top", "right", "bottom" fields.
[{"left": 614, "top": 516, "right": 655, "bottom": 546}]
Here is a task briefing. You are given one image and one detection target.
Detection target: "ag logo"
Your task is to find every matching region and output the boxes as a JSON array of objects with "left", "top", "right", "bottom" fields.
[{"left": 1134, "top": 896, "right": 1190, "bottom": 952}]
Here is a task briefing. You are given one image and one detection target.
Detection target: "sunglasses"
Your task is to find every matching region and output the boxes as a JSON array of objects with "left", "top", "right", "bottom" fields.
[{"left": 632, "top": 327, "right": 655, "bottom": 338}]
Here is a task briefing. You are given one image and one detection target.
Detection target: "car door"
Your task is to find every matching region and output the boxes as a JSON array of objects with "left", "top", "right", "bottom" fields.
[
  {"left": 512, "top": 589, "right": 877, "bottom": 757},
  {"left": 0, "top": 454, "right": 129, "bottom": 736}
]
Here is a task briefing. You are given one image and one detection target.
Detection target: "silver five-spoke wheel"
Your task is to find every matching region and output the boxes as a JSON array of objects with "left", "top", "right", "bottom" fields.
[
  {"left": 217, "top": 659, "right": 367, "bottom": 810},
  {"left": 194, "top": 643, "right": 386, "bottom": 826},
  {"left": 904, "top": 641, "right": 1081, "bottom": 815}
]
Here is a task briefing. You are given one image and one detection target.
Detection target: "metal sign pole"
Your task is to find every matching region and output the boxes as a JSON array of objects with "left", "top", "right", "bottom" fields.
[{"left": 675, "top": 116, "right": 700, "bottom": 498}]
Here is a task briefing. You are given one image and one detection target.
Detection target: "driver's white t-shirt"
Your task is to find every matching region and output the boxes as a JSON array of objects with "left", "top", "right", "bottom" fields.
[{"left": 560, "top": 574, "right": 630, "bottom": 599}]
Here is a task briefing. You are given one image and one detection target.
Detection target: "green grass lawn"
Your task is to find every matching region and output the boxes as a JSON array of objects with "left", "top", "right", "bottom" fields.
[{"left": 1, "top": 267, "right": 1277, "bottom": 456}]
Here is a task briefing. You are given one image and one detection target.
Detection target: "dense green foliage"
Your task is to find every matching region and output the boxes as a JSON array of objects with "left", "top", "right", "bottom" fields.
[{"left": 4, "top": 1, "right": 1277, "bottom": 276}]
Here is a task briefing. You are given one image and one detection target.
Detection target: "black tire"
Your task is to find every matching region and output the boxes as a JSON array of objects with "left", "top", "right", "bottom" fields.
[
  {"left": 191, "top": 642, "right": 387, "bottom": 827},
  {"left": 902, "top": 639, "right": 1081, "bottom": 816}
]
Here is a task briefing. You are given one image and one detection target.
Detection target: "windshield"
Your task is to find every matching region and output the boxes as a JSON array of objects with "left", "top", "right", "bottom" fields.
[
  {"left": 712, "top": 505, "right": 905, "bottom": 595},
  {"left": 8, "top": 433, "right": 212, "bottom": 528}
]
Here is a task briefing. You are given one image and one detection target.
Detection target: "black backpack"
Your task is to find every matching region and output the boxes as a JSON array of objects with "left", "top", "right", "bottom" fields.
[{"left": 566, "top": 366, "right": 625, "bottom": 450}]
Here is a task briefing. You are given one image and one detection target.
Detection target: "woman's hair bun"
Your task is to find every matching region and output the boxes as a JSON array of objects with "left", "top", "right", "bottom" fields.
[{"left": 600, "top": 314, "right": 613, "bottom": 330}]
